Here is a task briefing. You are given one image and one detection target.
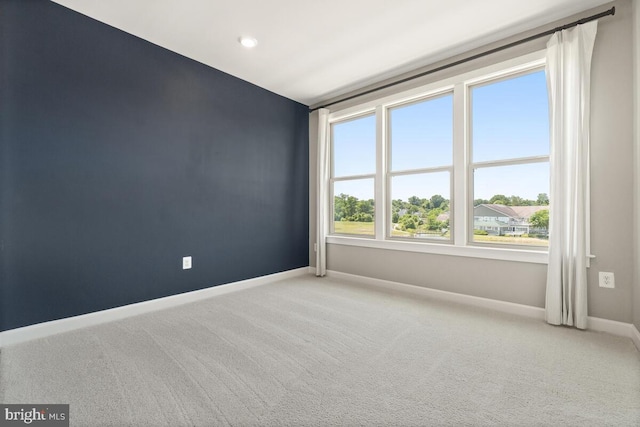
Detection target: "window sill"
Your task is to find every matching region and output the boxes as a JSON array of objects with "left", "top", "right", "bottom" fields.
[{"left": 326, "top": 235, "right": 548, "bottom": 264}]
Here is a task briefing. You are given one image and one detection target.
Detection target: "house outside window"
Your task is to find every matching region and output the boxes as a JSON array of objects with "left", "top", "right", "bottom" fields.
[
  {"left": 388, "top": 93, "right": 453, "bottom": 241},
  {"left": 327, "top": 51, "right": 550, "bottom": 263},
  {"left": 469, "top": 69, "right": 550, "bottom": 247}
]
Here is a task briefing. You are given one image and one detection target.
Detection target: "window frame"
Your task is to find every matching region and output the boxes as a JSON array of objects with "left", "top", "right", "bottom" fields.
[
  {"left": 386, "top": 91, "right": 455, "bottom": 243},
  {"left": 326, "top": 50, "right": 549, "bottom": 264},
  {"left": 330, "top": 111, "right": 377, "bottom": 237},
  {"left": 466, "top": 66, "right": 550, "bottom": 250}
]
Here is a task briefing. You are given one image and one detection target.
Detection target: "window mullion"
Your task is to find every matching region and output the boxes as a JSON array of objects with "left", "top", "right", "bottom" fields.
[
  {"left": 375, "top": 105, "right": 385, "bottom": 240},
  {"left": 453, "top": 82, "right": 467, "bottom": 247},
  {"left": 389, "top": 166, "right": 452, "bottom": 177},
  {"left": 333, "top": 174, "right": 376, "bottom": 182},
  {"left": 472, "top": 155, "right": 549, "bottom": 169}
]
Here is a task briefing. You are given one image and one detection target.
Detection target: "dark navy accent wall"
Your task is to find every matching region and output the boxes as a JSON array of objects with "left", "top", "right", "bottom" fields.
[{"left": 0, "top": 0, "right": 309, "bottom": 331}]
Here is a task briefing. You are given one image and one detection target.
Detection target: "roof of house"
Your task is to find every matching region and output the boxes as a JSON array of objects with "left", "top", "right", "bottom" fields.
[
  {"left": 478, "top": 204, "right": 518, "bottom": 218},
  {"left": 510, "top": 205, "right": 549, "bottom": 218},
  {"left": 475, "top": 204, "right": 548, "bottom": 220}
]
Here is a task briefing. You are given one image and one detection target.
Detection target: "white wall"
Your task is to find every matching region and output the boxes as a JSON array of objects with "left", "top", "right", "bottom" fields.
[{"left": 310, "top": 0, "right": 636, "bottom": 324}]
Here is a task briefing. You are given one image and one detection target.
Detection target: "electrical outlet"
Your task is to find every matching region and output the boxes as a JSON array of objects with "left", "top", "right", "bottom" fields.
[
  {"left": 182, "top": 256, "right": 192, "bottom": 270},
  {"left": 598, "top": 272, "right": 614, "bottom": 288}
]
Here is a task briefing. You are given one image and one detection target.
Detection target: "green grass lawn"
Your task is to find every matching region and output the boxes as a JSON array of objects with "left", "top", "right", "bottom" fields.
[
  {"left": 333, "top": 222, "right": 445, "bottom": 239},
  {"left": 473, "top": 234, "right": 549, "bottom": 247},
  {"left": 334, "top": 221, "right": 548, "bottom": 247},
  {"left": 333, "top": 221, "right": 374, "bottom": 235}
]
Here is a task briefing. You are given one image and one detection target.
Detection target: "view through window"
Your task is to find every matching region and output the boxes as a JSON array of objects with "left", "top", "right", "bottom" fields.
[
  {"left": 389, "top": 94, "right": 453, "bottom": 241},
  {"left": 331, "top": 114, "right": 376, "bottom": 236},
  {"left": 470, "top": 70, "right": 550, "bottom": 247},
  {"left": 329, "top": 60, "right": 550, "bottom": 250}
]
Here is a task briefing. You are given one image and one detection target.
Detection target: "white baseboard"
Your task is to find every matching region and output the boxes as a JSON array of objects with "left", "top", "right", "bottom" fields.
[
  {"left": 326, "top": 270, "right": 640, "bottom": 352},
  {"left": 4, "top": 267, "right": 638, "bottom": 353},
  {"left": 631, "top": 324, "right": 640, "bottom": 352},
  {"left": 0, "top": 267, "right": 310, "bottom": 348},
  {"left": 587, "top": 317, "right": 640, "bottom": 352},
  {"left": 326, "top": 270, "right": 546, "bottom": 320}
]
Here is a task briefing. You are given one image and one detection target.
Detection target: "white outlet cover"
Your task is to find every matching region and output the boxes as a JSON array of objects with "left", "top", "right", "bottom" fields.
[
  {"left": 182, "top": 256, "right": 192, "bottom": 270},
  {"left": 598, "top": 271, "right": 614, "bottom": 288}
]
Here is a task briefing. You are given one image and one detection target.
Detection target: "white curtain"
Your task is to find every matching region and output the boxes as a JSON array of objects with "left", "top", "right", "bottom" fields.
[
  {"left": 315, "top": 108, "right": 330, "bottom": 277},
  {"left": 545, "top": 21, "right": 597, "bottom": 329}
]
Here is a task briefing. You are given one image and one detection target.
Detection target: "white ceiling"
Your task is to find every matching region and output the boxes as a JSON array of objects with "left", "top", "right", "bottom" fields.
[{"left": 51, "top": 0, "right": 612, "bottom": 106}]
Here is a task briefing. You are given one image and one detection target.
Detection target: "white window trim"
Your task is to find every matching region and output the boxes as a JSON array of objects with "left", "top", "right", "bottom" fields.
[
  {"left": 327, "top": 50, "right": 548, "bottom": 264},
  {"left": 465, "top": 64, "right": 549, "bottom": 250},
  {"left": 330, "top": 111, "right": 376, "bottom": 237},
  {"left": 326, "top": 235, "right": 549, "bottom": 264},
  {"left": 386, "top": 91, "right": 455, "bottom": 243}
]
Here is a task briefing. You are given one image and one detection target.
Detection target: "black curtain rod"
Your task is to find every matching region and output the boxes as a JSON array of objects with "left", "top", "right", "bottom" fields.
[{"left": 309, "top": 6, "right": 615, "bottom": 113}]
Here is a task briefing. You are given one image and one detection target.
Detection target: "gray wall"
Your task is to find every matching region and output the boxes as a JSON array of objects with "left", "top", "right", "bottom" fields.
[
  {"left": 310, "top": 0, "right": 636, "bottom": 324},
  {"left": 633, "top": 0, "right": 640, "bottom": 331},
  {"left": 589, "top": 0, "right": 634, "bottom": 323}
]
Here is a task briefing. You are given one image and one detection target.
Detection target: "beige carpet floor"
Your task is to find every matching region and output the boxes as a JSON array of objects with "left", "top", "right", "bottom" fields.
[{"left": 1, "top": 275, "right": 639, "bottom": 426}]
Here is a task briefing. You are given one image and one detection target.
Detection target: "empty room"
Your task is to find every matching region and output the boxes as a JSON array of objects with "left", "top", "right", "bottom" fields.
[{"left": 1, "top": 0, "right": 640, "bottom": 425}]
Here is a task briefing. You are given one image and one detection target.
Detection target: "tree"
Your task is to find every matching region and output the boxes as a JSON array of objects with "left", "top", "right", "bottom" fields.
[
  {"left": 356, "top": 199, "right": 374, "bottom": 216},
  {"left": 424, "top": 208, "right": 444, "bottom": 230},
  {"left": 536, "top": 193, "right": 549, "bottom": 206},
  {"left": 508, "top": 195, "right": 526, "bottom": 206},
  {"left": 351, "top": 212, "right": 373, "bottom": 222},
  {"left": 408, "top": 196, "right": 423, "bottom": 207},
  {"left": 399, "top": 214, "right": 418, "bottom": 230},
  {"left": 430, "top": 194, "right": 445, "bottom": 209},
  {"left": 334, "top": 194, "right": 346, "bottom": 220},
  {"left": 529, "top": 209, "right": 549, "bottom": 230},
  {"left": 334, "top": 193, "right": 357, "bottom": 220},
  {"left": 392, "top": 199, "right": 406, "bottom": 210},
  {"left": 343, "top": 195, "right": 358, "bottom": 219},
  {"left": 335, "top": 194, "right": 375, "bottom": 222},
  {"left": 489, "top": 194, "right": 508, "bottom": 205}
]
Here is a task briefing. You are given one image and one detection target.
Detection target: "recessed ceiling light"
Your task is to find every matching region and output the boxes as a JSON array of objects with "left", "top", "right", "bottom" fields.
[{"left": 239, "top": 36, "right": 258, "bottom": 48}]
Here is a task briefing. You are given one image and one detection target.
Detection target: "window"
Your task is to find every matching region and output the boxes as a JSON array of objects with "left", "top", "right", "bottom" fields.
[
  {"left": 327, "top": 51, "right": 549, "bottom": 263},
  {"left": 331, "top": 114, "right": 376, "bottom": 236},
  {"left": 388, "top": 94, "right": 453, "bottom": 241},
  {"left": 469, "top": 70, "right": 550, "bottom": 247}
]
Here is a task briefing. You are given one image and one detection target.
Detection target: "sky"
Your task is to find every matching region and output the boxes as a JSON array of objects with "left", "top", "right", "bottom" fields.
[{"left": 332, "top": 70, "right": 549, "bottom": 203}]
